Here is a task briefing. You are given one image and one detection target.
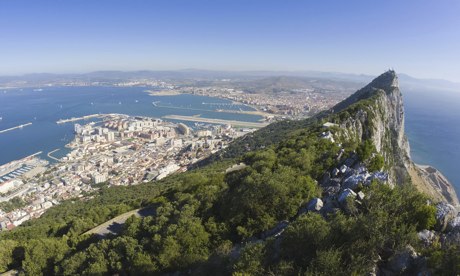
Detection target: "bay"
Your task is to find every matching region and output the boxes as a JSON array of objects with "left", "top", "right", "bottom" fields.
[
  {"left": 0, "top": 86, "right": 262, "bottom": 165},
  {"left": 1, "top": 85, "right": 459, "bottom": 199}
]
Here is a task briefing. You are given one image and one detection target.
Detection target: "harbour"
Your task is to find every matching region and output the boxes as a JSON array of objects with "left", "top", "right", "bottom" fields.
[
  {"left": 0, "top": 151, "right": 46, "bottom": 184},
  {"left": 0, "top": 87, "right": 265, "bottom": 166}
]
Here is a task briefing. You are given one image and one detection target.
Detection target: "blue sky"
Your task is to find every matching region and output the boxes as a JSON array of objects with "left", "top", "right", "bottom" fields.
[{"left": 1, "top": 0, "right": 459, "bottom": 81}]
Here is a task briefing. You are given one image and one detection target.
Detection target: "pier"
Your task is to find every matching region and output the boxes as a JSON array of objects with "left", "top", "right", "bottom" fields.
[
  {"left": 0, "top": 122, "right": 32, "bottom": 134},
  {"left": 57, "top": 114, "right": 102, "bottom": 124},
  {"left": 162, "top": 115, "right": 269, "bottom": 128},
  {"left": 47, "top": 149, "right": 61, "bottom": 161}
]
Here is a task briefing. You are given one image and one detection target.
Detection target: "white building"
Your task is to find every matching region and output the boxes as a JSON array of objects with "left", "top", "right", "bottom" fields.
[
  {"left": 0, "top": 179, "right": 23, "bottom": 194},
  {"left": 105, "top": 132, "right": 115, "bottom": 142},
  {"left": 92, "top": 173, "right": 107, "bottom": 184}
]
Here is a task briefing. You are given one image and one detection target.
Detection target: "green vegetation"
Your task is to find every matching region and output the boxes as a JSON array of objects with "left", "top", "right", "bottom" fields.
[
  {"left": 0, "top": 197, "right": 28, "bottom": 213},
  {"left": 356, "top": 139, "right": 385, "bottom": 172},
  {"left": 231, "top": 183, "right": 436, "bottom": 275},
  {"left": 0, "top": 82, "right": 454, "bottom": 275},
  {"left": 0, "top": 128, "right": 440, "bottom": 275},
  {"left": 426, "top": 244, "right": 460, "bottom": 275},
  {"left": 368, "top": 153, "right": 385, "bottom": 172},
  {"left": 357, "top": 139, "right": 375, "bottom": 161}
]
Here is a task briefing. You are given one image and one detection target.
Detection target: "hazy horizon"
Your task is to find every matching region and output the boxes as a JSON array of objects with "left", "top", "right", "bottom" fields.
[{"left": 1, "top": 0, "right": 460, "bottom": 82}]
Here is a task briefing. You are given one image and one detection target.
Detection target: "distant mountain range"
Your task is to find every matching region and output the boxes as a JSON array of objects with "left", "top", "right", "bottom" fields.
[{"left": 1, "top": 69, "right": 459, "bottom": 92}]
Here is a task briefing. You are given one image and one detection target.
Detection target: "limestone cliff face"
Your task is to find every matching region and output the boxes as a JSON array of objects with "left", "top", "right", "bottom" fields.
[{"left": 332, "top": 71, "right": 458, "bottom": 205}]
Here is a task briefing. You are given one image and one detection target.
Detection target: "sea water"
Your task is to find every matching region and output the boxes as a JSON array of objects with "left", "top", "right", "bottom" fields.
[
  {"left": 403, "top": 87, "right": 460, "bottom": 197},
  {"left": 1, "top": 86, "right": 459, "bottom": 198},
  {"left": 0, "top": 86, "right": 261, "bottom": 165}
]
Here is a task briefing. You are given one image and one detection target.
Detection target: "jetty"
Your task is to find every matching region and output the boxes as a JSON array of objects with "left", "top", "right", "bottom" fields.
[
  {"left": 162, "top": 115, "right": 269, "bottom": 128},
  {"left": 0, "top": 122, "right": 32, "bottom": 134},
  {"left": 47, "top": 149, "right": 61, "bottom": 161},
  {"left": 57, "top": 114, "right": 102, "bottom": 124}
]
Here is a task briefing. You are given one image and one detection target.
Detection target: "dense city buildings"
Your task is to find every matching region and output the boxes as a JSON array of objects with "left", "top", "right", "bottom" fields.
[
  {"left": 0, "top": 76, "right": 358, "bottom": 230},
  {"left": 0, "top": 114, "right": 255, "bottom": 230}
]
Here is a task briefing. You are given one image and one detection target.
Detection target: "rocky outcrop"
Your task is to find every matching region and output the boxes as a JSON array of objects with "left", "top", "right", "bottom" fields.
[
  {"left": 418, "top": 229, "right": 437, "bottom": 246},
  {"left": 441, "top": 227, "right": 460, "bottom": 246},
  {"left": 306, "top": 198, "right": 323, "bottom": 212},
  {"left": 332, "top": 71, "right": 410, "bottom": 186},
  {"left": 332, "top": 70, "right": 459, "bottom": 206},
  {"left": 381, "top": 245, "right": 428, "bottom": 275},
  {"left": 417, "top": 204, "right": 460, "bottom": 248},
  {"left": 435, "top": 202, "right": 457, "bottom": 232}
]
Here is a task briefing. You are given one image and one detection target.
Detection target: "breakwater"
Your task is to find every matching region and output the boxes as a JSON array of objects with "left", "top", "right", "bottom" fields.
[
  {"left": 0, "top": 123, "right": 32, "bottom": 134},
  {"left": 57, "top": 114, "right": 102, "bottom": 124}
]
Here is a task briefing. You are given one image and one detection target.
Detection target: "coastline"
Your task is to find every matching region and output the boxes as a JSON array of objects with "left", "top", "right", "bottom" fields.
[
  {"left": 1, "top": 87, "right": 270, "bottom": 166},
  {"left": 410, "top": 163, "right": 459, "bottom": 207},
  {"left": 145, "top": 89, "right": 182, "bottom": 96},
  {"left": 144, "top": 89, "right": 278, "bottom": 119}
]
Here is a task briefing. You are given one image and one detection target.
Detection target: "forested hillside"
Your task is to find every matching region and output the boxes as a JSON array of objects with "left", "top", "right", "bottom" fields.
[{"left": 0, "top": 71, "right": 459, "bottom": 275}]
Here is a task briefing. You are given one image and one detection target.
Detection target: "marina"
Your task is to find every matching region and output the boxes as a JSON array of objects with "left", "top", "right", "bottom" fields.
[{"left": 0, "top": 151, "right": 44, "bottom": 183}]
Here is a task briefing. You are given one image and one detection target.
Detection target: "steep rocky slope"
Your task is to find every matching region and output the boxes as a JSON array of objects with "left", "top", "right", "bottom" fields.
[
  {"left": 329, "top": 70, "right": 458, "bottom": 205},
  {"left": 207, "top": 70, "right": 458, "bottom": 205}
]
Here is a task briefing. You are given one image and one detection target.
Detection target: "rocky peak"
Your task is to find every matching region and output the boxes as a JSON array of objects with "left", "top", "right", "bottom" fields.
[
  {"left": 367, "top": 69, "right": 399, "bottom": 90},
  {"left": 330, "top": 70, "right": 458, "bottom": 206},
  {"left": 334, "top": 70, "right": 407, "bottom": 156},
  {"left": 332, "top": 70, "right": 400, "bottom": 113},
  {"left": 331, "top": 70, "right": 409, "bottom": 184}
]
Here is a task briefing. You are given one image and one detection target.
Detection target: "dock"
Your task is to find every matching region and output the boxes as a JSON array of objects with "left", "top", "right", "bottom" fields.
[
  {"left": 162, "top": 115, "right": 269, "bottom": 128},
  {"left": 0, "top": 122, "right": 32, "bottom": 134},
  {"left": 57, "top": 114, "right": 102, "bottom": 124}
]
